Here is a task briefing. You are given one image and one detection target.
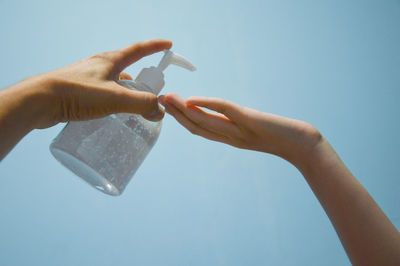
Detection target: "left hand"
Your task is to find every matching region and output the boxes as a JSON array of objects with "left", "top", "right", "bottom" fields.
[{"left": 159, "top": 93, "right": 322, "bottom": 166}]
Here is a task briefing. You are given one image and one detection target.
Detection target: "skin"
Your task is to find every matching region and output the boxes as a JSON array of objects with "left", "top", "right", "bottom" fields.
[
  {"left": 0, "top": 39, "right": 399, "bottom": 264},
  {"left": 159, "top": 93, "right": 400, "bottom": 265},
  {"left": 0, "top": 39, "right": 172, "bottom": 160}
]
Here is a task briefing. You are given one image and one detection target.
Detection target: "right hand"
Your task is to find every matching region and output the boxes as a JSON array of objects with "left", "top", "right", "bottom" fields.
[
  {"left": 20, "top": 39, "right": 172, "bottom": 129},
  {"left": 159, "top": 93, "right": 323, "bottom": 166}
]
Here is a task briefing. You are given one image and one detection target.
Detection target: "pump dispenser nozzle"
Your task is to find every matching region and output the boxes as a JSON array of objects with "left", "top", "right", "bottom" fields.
[
  {"left": 134, "top": 50, "right": 196, "bottom": 95},
  {"left": 157, "top": 50, "right": 197, "bottom": 72}
]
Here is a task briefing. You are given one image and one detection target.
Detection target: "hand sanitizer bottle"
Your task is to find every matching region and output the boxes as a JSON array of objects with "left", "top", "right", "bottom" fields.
[{"left": 49, "top": 50, "right": 196, "bottom": 196}]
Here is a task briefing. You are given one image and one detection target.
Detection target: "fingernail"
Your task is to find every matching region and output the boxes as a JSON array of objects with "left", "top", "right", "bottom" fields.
[{"left": 158, "top": 95, "right": 166, "bottom": 106}]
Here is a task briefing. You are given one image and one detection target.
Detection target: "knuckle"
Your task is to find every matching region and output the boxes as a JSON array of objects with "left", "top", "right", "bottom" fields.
[
  {"left": 142, "top": 93, "right": 158, "bottom": 112},
  {"left": 111, "top": 50, "right": 125, "bottom": 62},
  {"left": 144, "top": 93, "right": 158, "bottom": 105},
  {"left": 89, "top": 52, "right": 110, "bottom": 60},
  {"left": 218, "top": 99, "right": 230, "bottom": 113},
  {"left": 88, "top": 52, "right": 115, "bottom": 71},
  {"left": 89, "top": 51, "right": 121, "bottom": 66}
]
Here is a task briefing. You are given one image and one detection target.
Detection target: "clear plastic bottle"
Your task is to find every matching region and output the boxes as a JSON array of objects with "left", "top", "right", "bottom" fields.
[{"left": 49, "top": 50, "right": 196, "bottom": 196}]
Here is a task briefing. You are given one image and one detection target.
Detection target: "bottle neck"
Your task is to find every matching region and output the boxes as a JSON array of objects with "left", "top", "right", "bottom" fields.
[
  {"left": 117, "top": 80, "right": 160, "bottom": 95},
  {"left": 134, "top": 81, "right": 160, "bottom": 95}
]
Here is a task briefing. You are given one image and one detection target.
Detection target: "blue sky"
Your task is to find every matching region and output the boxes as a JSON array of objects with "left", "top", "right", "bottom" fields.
[{"left": 0, "top": 0, "right": 399, "bottom": 265}]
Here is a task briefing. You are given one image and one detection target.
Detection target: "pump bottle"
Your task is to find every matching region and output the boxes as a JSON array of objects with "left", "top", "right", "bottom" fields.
[{"left": 50, "top": 50, "right": 196, "bottom": 196}]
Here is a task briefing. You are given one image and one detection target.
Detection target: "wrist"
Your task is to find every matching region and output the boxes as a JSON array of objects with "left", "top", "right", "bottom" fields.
[
  {"left": 279, "top": 123, "right": 325, "bottom": 171},
  {"left": 11, "top": 75, "right": 59, "bottom": 129},
  {"left": 289, "top": 136, "right": 335, "bottom": 177}
]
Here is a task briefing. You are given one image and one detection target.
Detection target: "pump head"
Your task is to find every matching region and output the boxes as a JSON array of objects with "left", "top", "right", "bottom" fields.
[
  {"left": 157, "top": 50, "right": 196, "bottom": 72},
  {"left": 134, "top": 50, "right": 196, "bottom": 95}
]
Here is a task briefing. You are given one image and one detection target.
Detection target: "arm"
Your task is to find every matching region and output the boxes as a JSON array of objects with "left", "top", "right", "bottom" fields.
[
  {"left": 159, "top": 93, "right": 400, "bottom": 265},
  {"left": 0, "top": 39, "right": 172, "bottom": 161}
]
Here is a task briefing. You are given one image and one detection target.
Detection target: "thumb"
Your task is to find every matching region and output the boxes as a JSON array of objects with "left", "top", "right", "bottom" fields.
[{"left": 109, "top": 83, "right": 164, "bottom": 121}]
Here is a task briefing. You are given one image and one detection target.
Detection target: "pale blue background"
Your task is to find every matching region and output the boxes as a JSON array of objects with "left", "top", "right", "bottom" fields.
[{"left": 0, "top": 0, "right": 399, "bottom": 265}]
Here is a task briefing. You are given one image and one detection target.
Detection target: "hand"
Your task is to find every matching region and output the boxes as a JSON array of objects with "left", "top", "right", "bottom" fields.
[
  {"left": 159, "top": 93, "right": 400, "bottom": 265},
  {"left": 159, "top": 93, "right": 322, "bottom": 166},
  {"left": 25, "top": 39, "right": 172, "bottom": 129}
]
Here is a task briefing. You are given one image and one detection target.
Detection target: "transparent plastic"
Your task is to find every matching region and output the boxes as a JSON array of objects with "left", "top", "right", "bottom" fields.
[{"left": 49, "top": 80, "right": 161, "bottom": 196}]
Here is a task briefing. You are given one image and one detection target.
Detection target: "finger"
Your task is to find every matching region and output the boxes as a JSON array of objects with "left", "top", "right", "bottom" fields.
[
  {"left": 158, "top": 94, "right": 167, "bottom": 106},
  {"left": 112, "top": 39, "right": 172, "bottom": 73},
  {"left": 186, "top": 96, "right": 244, "bottom": 121},
  {"left": 141, "top": 105, "right": 165, "bottom": 122},
  {"left": 118, "top": 72, "right": 133, "bottom": 80},
  {"left": 162, "top": 93, "right": 241, "bottom": 137},
  {"left": 163, "top": 99, "right": 231, "bottom": 144},
  {"left": 108, "top": 82, "right": 164, "bottom": 121}
]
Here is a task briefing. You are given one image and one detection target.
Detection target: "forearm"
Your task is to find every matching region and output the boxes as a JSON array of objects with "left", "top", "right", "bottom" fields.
[
  {"left": 295, "top": 137, "right": 400, "bottom": 265},
  {"left": 0, "top": 78, "right": 50, "bottom": 160}
]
